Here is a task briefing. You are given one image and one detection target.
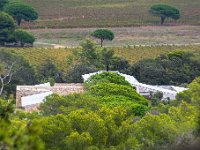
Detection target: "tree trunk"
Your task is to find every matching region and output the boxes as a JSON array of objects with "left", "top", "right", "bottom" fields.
[
  {"left": 16, "top": 19, "right": 21, "bottom": 26},
  {"left": 20, "top": 42, "right": 25, "bottom": 47},
  {"left": 106, "top": 64, "right": 109, "bottom": 71},
  {"left": 100, "top": 39, "right": 103, "bottom": 47},
  {"left": 161, "top": 17, "right": 165, "bottom": 25}
]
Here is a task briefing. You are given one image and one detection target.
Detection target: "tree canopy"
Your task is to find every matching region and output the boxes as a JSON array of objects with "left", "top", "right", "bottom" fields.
[
  {"left": 0, "top": 12, "right": 15, "bottom": 45},
  {"left": 14, "top": 29, "right": 35, "bottom": 47},
  {"left": 91, "top": 29, "right": 114, "bottom": 47},
  {"left": 128, "top": 51, "right": 200, "bottom": 85},
  {"left": 0, "top": 0, "right": 8, "bottom": 11},
  {"left": 4, "top": 2, "right": 38, "bottom": 26},
  {"left": 149, "top": 4, "right": 180, "bottom": 25}
]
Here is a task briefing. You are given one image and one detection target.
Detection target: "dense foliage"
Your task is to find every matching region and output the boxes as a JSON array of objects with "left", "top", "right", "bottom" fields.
[
  {"left": 0, "top": 49, "right": 38, "bottom": 98},
  {"left": 0, "top": 12, "right": 15, "bottom": 45},
  {"left": 1, "top": 72, "right": 200, "bottom": 149},
  {"left": 0, "top": 0, "right": 8, "bottom": 11},
  {"left": 128, "top": 51, "right": 200, "bottom": 85},
  {"left": 0, "top": 99, "right": 44, "bottom": 149},
  {"left": 14, "top": 29, "right": 35, "bottom": 47}
]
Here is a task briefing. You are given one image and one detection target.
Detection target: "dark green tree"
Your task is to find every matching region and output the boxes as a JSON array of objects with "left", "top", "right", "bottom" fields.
[
  {"left": 0, "top": 0, "right": 8, "bottom": 11},
  {"left": 149, "top": 4, "right": 180, "bottom": 25},
  {"left": 65, "top": 63, "right": 97, "bottom": 83},
  {"left": 0, "top": 12, "right": 15, "bottom": 45},
  {"left": 100, "top": 48, "right": 115, "bottom": 71},
  {"left": 128, "top": 51, "right": 200, "bottom": 85},
  {"left": 0, "top": 49, "right": 37, "bottom": 98},
  {"left": 91, "top": 29, "right": 114, "bottom": 47},
  {"left": 38, "top": 59, "right": 64, "bottom": 84},
  {"left": 14, "top": 29, "right": 35, "bottom": 47},
  {"left": 4, "top": 2, "right": 38, "bottom": 26},
  {"left": 79, "top": 40, "right": 98, "bottom": 66},
  {"left": 0, "top": 99, "right": 44, "bottom": 150}
]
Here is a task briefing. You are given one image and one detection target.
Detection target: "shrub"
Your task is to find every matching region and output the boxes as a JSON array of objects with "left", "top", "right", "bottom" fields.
[
  {"left": 0, "top": 12, "right": 15, "bottom": 45},
  {"left": 85, "top": 72, "right": 131, "bottom": 87},
  {"left": 88, "top": 83, "right": 148, "bottom": 106},
  {"left": 14, "top": 29, "right": 35, "bottom": 47}
]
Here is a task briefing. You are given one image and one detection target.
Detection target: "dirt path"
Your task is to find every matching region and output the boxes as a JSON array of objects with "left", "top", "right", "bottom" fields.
[{"left": 35, "top": 42, "right": 66, "bottom": 48}]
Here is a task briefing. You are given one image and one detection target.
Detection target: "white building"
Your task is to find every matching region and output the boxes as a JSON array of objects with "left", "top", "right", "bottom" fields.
[{"left": 82, "top": 71, "right": 187, "bottom": 100}]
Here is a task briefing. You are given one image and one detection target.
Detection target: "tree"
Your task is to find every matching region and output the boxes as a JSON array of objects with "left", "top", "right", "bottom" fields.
[
  {"left": 0, "top": 12, "right": 15, "bottom": 45},
  {"left": 0, "top": 49, "right": 37, "bottom": 98},
  {"left": 0, "top": 62, "right": 16, "bottom": 97},
  {"left": 14, "top": 29, "right": 35, "bottom": 47},
  {"left": 111, "top": 57, "right": 129, "bottom": 72},
  {"left": 91, "top": 29, "right": 114, "bottom": 47},
  {"left": 149, "top": 4, "right": 180, "bottom": 25},
  {"left": 38, "top": 59, "right": 64, "bottom": 84},
  {"left": 99, "top": 48, "right": 115, "bottom": 71},
  {"left": 79, "top": 40, "right": 98, "bottom": 66},
  {"left": 0, "top": 0, "right": 8, "bottom": 11},
  {"left": 4, "top": 2, "right": 38, "bottom": 26},
  {"left": 0, "top": 99, "right": 44, "bottom": 150},
  {"left": 128, "top": 51, "right": 200, "bottom": 85},
  {"left": 65, "top": 63, "right": 97, "bottom": 83}
]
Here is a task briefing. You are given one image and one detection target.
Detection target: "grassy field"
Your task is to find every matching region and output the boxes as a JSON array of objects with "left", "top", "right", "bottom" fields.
[
  {"left": 30, "top": 26, "right": 200, "bottom": 47},
  {"left": 5, "top": 45, "right": 200, "bottom": 70},
  {"left": 21, "top": 0, "right": 200, "bottom": 28}
]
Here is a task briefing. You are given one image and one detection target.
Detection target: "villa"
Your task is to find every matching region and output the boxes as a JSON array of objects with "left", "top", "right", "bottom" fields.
[{"left": 16, "top": 71, "right": 187, "bottom": 112}]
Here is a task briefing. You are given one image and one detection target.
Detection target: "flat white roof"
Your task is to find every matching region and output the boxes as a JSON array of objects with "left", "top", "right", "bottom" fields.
[{"left": 21, "top": 91, "right": 53, "bottom": 107}]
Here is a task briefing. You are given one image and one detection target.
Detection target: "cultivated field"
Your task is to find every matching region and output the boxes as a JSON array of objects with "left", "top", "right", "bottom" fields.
[
  {"left": 30, "top": 26, "right": 200, "bottom": 47},
  {"left": 21, "top": 0, "right": 200, "bottom": 28},
  {"left": 6, "top": 45, "right": 200, "bottom": 70}
]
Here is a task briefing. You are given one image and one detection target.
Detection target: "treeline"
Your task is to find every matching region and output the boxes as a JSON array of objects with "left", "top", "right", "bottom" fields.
[
  {"left": 1, "top": 40, "right": 200, "bottom": 149},
  {"left": 1, "top": 41, "right": 200, "bottom": 98},
  {"left": 1, "top": 72, "right": 200, "bottom": 149}
]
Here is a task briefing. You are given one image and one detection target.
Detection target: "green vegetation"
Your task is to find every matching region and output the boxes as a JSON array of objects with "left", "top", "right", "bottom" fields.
[
  {"left": 14, "top": 29, "right": 35, "bottom": 47},
  {"left": 91, "top": 29, "right": 114, "bottom": 47},
  {"left": 1, "top": 72, "right": 200, "bottom": 149},
  {"left": 0, "top": 49, "right": 37, "bottom": 98},
  {"left": 0, "top": 0, "right": 8, "bottom": 11},
  {"left": 0, "top": 98, "right": 44, "bottom": 149},
  {"left": 4, "top": 2, "right": 38, "bottom": 26},
  {"left": 0, "top": 1, "right": 37, "bottom": 47},
  {"left": 128, "top": 51, "right": 200, "bottom": 85},
  {"left": 0, "top": 0, "right": 200, "bottom": 149},
  {"left": 0, "top": 12, "right": 15, "bottom": 45},
  {"left": 20, "top": 0, "right": 200, "bottom": 28},
  {"left": 149, "top": 4, "right": 180, "bottom": 25}
]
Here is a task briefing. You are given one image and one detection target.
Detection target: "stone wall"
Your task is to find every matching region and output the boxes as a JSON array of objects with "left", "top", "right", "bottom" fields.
[{"left": 16, "top": 83, "right": 84, "bottom": 109}]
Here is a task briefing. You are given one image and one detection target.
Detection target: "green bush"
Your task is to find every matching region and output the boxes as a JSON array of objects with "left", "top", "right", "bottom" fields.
[
  {"left": 0, "top": 12, "right": 15, "bottom": 45},
  {"left": 89, "top": 83, "right": 148, "bottom": 106},
  {"left": 14, "top": 29, "right": 35, "bottom": 47},
  {"left": 99, "top": 95, "right": 148, "bottom": 116},
  {"left": 85, "top": 72, "right": 131, "bottom": 87}
]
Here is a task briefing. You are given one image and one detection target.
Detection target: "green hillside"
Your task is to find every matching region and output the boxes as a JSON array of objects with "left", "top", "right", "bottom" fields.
[{"left": 21, "top": 0, "right": 200, "bottom": 28}]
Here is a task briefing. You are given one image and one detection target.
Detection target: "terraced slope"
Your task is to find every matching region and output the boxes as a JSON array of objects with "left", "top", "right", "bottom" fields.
[{"left": 21, "top": 0, "right": 200, "bottom": 28}]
